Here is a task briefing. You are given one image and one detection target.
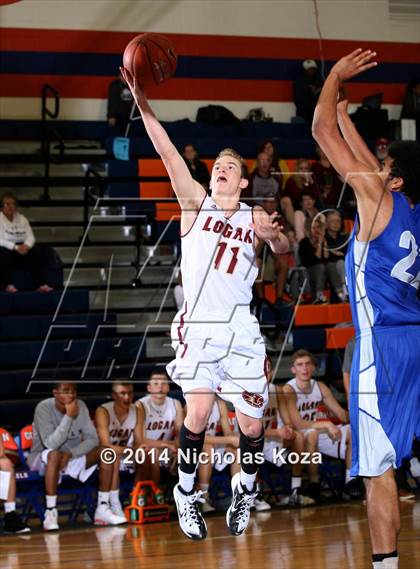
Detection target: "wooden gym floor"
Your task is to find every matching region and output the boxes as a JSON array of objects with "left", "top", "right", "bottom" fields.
[{"left": 0, "top": 501, "right": 418, "bottom": 569}]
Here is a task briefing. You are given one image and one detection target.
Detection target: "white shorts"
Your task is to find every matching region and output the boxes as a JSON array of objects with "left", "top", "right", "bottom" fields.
[
  {"left": 318, "top": 424, "right": 349, "bottom": 460},
  {"left": 166, "top": 308, "right": 268, "bottom": 419},
  {"left": 31, "top": 449, "right": 97, "bottom": 483}
]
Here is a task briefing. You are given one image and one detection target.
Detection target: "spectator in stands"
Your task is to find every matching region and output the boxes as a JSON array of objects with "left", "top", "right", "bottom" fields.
[
  {"left": 257, "top": 139, "right": 290, "bottom": 188},
  {"left": 107, "top": 74, "right": 134, "bottom": 135},
  {"left": 95, "top": 381, "right": 146, "bottom": 521},
  {"left": 284, "top": 159, "right": 320, "bottom": 212},
  {"left": 263, "top": 355, "right": 315, "bottom": 507},
  {"left": 374, "top": 137, "right": 389, "bottom": 165},
  {"left": 325, "top": 210, "right": 348, "bottom": 302},
  {"left": 249, "top": 151, "right": 281, "bottom": 202},
  {"left": 0, "top": 434, "right": 30, "bottom": 533},
  {"left": 136, "top": 371, "right": 184, "bottom": 486},
  {"left": 293, "top": 59, "right": 324, "bottom": 124},
  {"left": 0, "top": 193, "right": 53, "bottom": 293},
  {"left": 182, "top": 144, "right": 211, "bottom": 190},
  {"left": 28, "top": 382, "right": 126, "bottom": 531},
  {"left": 283, "top": 350, "right": 361, "bottom": 502},
  {"left": 400, "top": 78, "right": 420, "bottom": 121},
  {"left": 299, "top": 217, "right": 346, "bottom": 304},
  {"left": 197, "top": 396, "right": 240, "bottom": 513},
  {"left": 294, "top": 191, "right": 325, "bottom": 242},
  {"left": 298, "top": 218, "right": 328, "bottom": 304},
  {"left": 311, "top": 145, "right": 342, "bottom": 207},
  {"left": 254, "top": 193, "right": 292, "bottom": 307}
]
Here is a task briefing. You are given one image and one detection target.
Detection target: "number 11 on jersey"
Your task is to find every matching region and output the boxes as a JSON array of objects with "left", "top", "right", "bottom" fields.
[{"left": 214, "top": 242, "right": 240, "bottom": 274}]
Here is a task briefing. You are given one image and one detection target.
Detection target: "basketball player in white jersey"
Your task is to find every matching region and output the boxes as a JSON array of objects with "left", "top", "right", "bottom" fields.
[
  {"left": 283, "top": 350, "right": 356, "bottom": 501},
  {"left": 136, "top": 371, "right": 184, "bottom": 485},
  {"left": 263, "top": 355, "right": 315, "bottom": 507},
  {"left": 121, "top": 66, "right": 288, "bottom": 539},
  {"left": 95, "top": 381, "right": 144, "bottom": 525},
  {"left": 196, "top": 396, "right": 240, "bottom": 513}
]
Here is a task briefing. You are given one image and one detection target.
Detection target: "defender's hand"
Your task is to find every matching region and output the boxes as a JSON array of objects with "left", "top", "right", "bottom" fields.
[{"left": 330, "top": 49, "right": 377, "bottom": 83}]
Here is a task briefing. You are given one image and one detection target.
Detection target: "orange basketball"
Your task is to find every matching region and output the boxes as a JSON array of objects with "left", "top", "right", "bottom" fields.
[{"left": 123, "top": 33, "right": 177, "bottom": 89}]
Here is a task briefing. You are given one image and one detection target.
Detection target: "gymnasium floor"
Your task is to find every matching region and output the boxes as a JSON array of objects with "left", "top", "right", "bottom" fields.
[{"left": 1, "top": 502, "right": 418, "bottom": 569}]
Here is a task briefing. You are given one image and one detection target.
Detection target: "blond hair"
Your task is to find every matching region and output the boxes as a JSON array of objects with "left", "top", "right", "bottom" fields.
[
  {"left": 291, "top": 349, "right": 317, "bottom": 366},
  {"left": 215, "top": 148, "right": 247, "bottom": 178}
]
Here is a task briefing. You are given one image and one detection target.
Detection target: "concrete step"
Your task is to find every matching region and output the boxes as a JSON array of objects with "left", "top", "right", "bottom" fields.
[
  {"left": 145, "top": 336, "right": 174, "bottom": 359},
  {"left": 116, "top": 311, "right": 175, "bottom": 334},
  {"left": 57, "top": 245, "right": 138, "bottom": 265},
  {"left": 36, "top": 225, "right": 138, "bottom": 243},
  {"left": 13, "top": 187, "right": 86, "bottom": 201},
  {"left": 64, "top": 267, "right": 136, "bottom": 287},
  {"left": 90, "top": 288, "right": 176, "bottom": 310}
]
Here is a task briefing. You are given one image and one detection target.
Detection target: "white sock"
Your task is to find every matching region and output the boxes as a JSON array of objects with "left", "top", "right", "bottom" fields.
[
  {"left": 291, "top": 477, "right": 302, "bottom": 490},
  {"left": 98, "top": 491, "right": 110, "bottom": 507},
  {"left": 4, "top": 502, "right": 15, "bottom": 513},
  {"left": 178, "top": 469, "right": 196, "bottom": 493},
  {"left": 382, "top": 557, "right": 399, "bottom": 568},
  {"left": 373, "top": 562, "right": 384, "bottom": 568},
  {"left": 345, "top": 469, "right": 354, "bottom": 484},
  {"left": 240, "top": 470, "right": 256, "bottom": 492},
  {"left": 46, "top": 495, "right": 57, "bottom": 509},
  {"left": 198, "top": 483, "right": 209, "bottom": 493},
  {"left": 109, "top": 489, "right": 120, "bottom": 506}
]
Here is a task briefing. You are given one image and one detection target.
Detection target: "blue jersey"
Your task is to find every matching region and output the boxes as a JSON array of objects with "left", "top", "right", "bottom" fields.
[{"left": 346, "top": 192, "right": 420, "bottom": 334}]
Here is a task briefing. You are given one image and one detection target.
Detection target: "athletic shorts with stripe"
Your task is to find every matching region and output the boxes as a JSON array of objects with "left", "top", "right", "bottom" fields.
[{"left": 350, "top": 325, "right": 420, "bottom": 477}]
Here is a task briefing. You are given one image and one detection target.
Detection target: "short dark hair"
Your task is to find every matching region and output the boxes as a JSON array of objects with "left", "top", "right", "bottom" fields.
[
  {"left": 291, "top": 350, "right": 317, "bottom": 366},
  {"left": 388, "top": 141, "right": 420, "bottom": 204},
  {"left": 148, "top": 370, "right": 169, "bottom": 383},
  {"left": 53, "top": 381, "right": 77, "bottom": 391},
  {"left": 112, "top": 381, "right": 133, "bottom": 391},
  {"left": 0, "top": 192, "right": 18, "bottom": 208}
]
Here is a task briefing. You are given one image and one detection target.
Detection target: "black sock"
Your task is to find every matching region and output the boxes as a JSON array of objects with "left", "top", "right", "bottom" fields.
[
  {"left": 239, "top": 427, "right": 264, "bottom": 476},
  {"left": 179, "top": 424, "right": 206, "bottom": 474},
  {"left": 372, "top": 551, "right": 398, "bottom": 563}
]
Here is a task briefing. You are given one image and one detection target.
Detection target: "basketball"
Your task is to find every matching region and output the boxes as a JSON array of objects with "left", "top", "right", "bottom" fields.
[{"left": 122, "top": 33, "right": 177, "bottom": 89}]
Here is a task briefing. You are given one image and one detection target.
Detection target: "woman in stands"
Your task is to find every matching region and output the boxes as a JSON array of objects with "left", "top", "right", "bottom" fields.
[{"left": 0, "top": 192, "right": 53, "bottom": 292}]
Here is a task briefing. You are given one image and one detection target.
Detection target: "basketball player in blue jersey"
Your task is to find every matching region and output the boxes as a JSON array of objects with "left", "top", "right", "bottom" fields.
[
  {"left": 313, "top": 49, "right": 420, "bottom": 569},
  {"left": 121, "top": 66, "right": 289, "bottom": 540}
]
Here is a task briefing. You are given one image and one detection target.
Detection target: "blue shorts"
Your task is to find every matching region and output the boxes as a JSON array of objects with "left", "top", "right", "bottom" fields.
[{"left": 350, "top": 325, "right": 420, "bottom": 477}]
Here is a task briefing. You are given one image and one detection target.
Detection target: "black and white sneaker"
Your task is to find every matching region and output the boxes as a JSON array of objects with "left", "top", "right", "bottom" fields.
[
  {"left": 173, "top": 483, "right": 207, "bottom": 540},
  {"left": 226, "top": 473, "right": 257, "bottom": 536},
  {"left": 288, "top": 487, "right": 315, "bottom": 506},
  {"left": 3, "top": 511, "right": 31, "bottom": 534}
]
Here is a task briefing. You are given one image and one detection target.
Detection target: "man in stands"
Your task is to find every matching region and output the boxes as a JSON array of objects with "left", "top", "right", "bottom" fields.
[
  {"left": 95, "top": 381, "right": 145, "bottom": 523},
  {"left": 0, "top": 192, "right": 53, "bottom": 293},
  {"left": 0, "top": 433, "right": 30, "bottom": 533},
  {"left": 283, "top": 350, "right": 360, "bottom": 501},
  {"left": 249, "top": 152, "right": 282, "bottom": 203},
  {"left": 182, "top": 144, "right": 211, "bottom": 191},
  {"left": 28, "top": 382, "right": 126, "bottom": 530},
  {"left": 262, "top": 355, "right": 315, "bottom": 506},
  {"left": 293, "top": 59, "right": 324, "bottom": 124},
  {"left": 136, "top": 371, "right": 184, "bottom": 486}
]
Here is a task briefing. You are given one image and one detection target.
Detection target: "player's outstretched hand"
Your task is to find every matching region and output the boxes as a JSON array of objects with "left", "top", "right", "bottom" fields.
[
  {"left": 119, "top": 66, "right": 146, "bottom": 103},
  {"left": 330, "top": 49, "right": 377, "bottom": 82},
  {"left": 250, "top": 207, "right": 284, "bottom": 243}
]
